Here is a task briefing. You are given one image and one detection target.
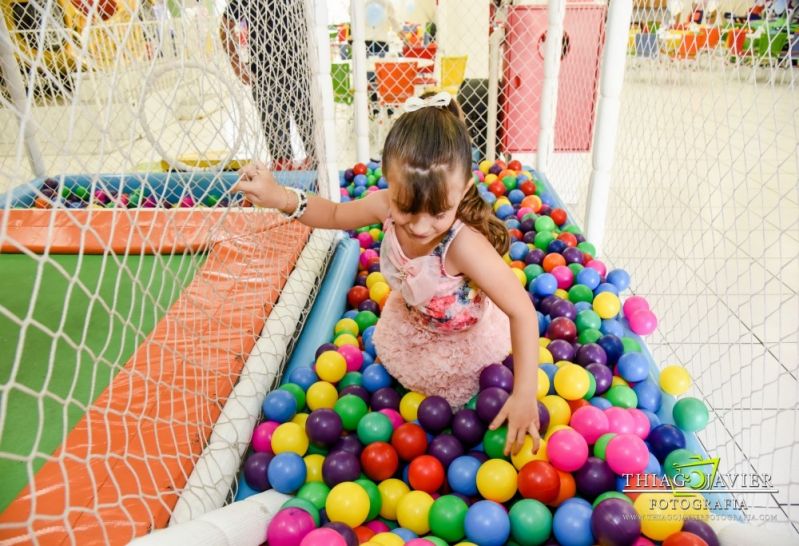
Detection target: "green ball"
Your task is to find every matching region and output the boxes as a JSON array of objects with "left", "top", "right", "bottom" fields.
[
  {"left": 73, "top": 186, "right": 89, "bottom": 200},
  {"left": 521, "top": 212, "right": 537, "bottom": 223},
  {"left": 129, "top": 189, "right": 143, "bottom": 207},
  {"left": 334, "top": 394, "right": 368, "bottom": 431},
  {"left": 534, "top": 231, "right": 556, "bottom": 251},
  {"left": 367, "top": 174, "right": 377, "bottom": 186},
  {"left": 429, "top": 494, "right": 468, "bottom": 542},
  {"left": 578, "top": 328, "right": 603, "bottom": 345},
  {"left": 534, "top": 216, "right": 556, "bottom": 232},
  {"left": 593, "top": 433, "right": 616, "bottom": 460},
  {"left": 583, "top": 373, "right": 597, "bottom": 400},
  {"left": 509, "top": 499, "right": 552, "bottom": 546},
  {"left": 297, "top": 481, "right": 330, "bottom": 510},
  {"left": 567, "top": 263, "right": 584, "bottom": 276},
  {"left": 575, "top": 310, "right": 602, "bottom": 332},
  {"left": 60, "top": 186, "right": 72, "bottom": 198},
  {"left": 354, "top": 310, "right": 378, "bottom": 332},
  {"left": 502, "top": 175, "right": 518, "bottom": 191},
  {"left": 339, "top": 371, "right": 363, "bottom": 390},
  {"left": 354, "top": 478, "right": 382, "bottom": 521},
  {"left": 568, "top": 285, "right": 594, "bottom": 304},
  {"left": 524, "top": 264, "right": 544, "bottom": 284},
  {"left": 356, "top": 226, "right": 370, "bottom": 233},
  {"left": 564, "top": 225, "right": 582, "bottom": 235},
  {"left": 307, "top": 443, "right": 328, "bottom": 455},
  {"left": 280, "top": 383, "right": 306, "bottom": 411},
  {"left": 374, "top": 167, "right": 382, "bottom": 177},
  {"left": 483, "top": 426, "right": 509, "bottom": 460},
  {"left": 204, "top": 194, "right": 220, "bottom": 206},
  {"left": 465, "top": 395, "right": 478, "bottom": 411},
  {"left": 673, "top": 397, "right": 709, "bottom": 432},
  {"left": 663, "top": 448, "right": 696, "bottom": 480},
  {"left": 357, "top": 412, "right": 393, "bottom": 443},
  {"left": 621, "top": 337, "right": 641, "bottom": 353},
  {"left": 593, "top": 491, "right": 633, "bottom": 508},
  {"left": 577, "top": 241, "right": 596, "bottom": 256},
  {"left": 281, "top": 497, "right": 320, "bottom": 526},
  {"left": 377, "top": 516, "right": 397, "bottom": 530},
  {"left": 424, "top": 537, "right": 448, "bottom": 546},
  {"left": 604, "top": 385, "right": 638, "bottom": 408}
]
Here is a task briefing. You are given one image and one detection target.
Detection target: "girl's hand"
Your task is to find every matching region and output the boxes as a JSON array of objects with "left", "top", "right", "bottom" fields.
[
  {"left": 231, "top": 163, "right": 293, "bottom": 210},
  {"left": 489, "top": 393, "right": 542, "bottom": 456}
]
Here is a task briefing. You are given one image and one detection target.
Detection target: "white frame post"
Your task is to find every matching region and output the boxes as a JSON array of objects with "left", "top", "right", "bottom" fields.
[
  {"left": 584, "top": 0, "right": 634, "bottom": 255},
  {"left": 350, "top": 0, "right": 370, "bottom": 163},
  {"left": 536, "top": 0, "right": 566, "bottom": 175},
  {"left": 486, "top": 1, "right": 507, "bottom": 163}
]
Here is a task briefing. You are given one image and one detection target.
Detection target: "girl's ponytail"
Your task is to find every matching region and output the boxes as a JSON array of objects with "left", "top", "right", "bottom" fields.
[{"left": 457, "top": 183, "right": 510, "bottom": 256}]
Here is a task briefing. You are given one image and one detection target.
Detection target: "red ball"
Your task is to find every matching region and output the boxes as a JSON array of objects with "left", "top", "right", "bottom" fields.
[
  {"left": 391, "top": 423, "right": 428, "bottom": 461},
  {"left": 547, "top": 317, "right": 577, "bottom": 343},
  {"left": 353, "top": 525, "right": 375, "bottom": 543},
  {"left": 408, "top": 454, "right": 445, "bottom": 493},
  {"left": 353, "top": 163, "right": 368, "bottom": 175},
  {"left": 582, "top": 252, "right": 594, "bottom": 264},
  {"left": 663, "top": 532, "right": 710, "bottom": 546},
  {"left": 360, "top": 442, "right": 399, "bottom": 482},
  {"left": 71, "top": 0, "right": 117, "bottom": 20},
  {"left": 518, "top": 460, "right": 560, "bottom": 503},
  {"left": 508, "top": 160, "right": 522, "bottom": 171},
  {"left": 347, "top": 285, "right": 369, "bottom": 308},
  {"left": 508, "top": 228, "right": 523, "bottom": 241},
  {"left": 550, "top": 208, "right": 568, "bottom": 226},
  {"left": 568, "top": 399, "right": 590, "bottom": 412},
  {"left": 542, "top": 253, "right": 566, "bottom": 272},
  {"left": 557, "top": 232, "right": 578, "bottom": 247},
  {"left": 488, "top": 180, "right": 506, "bottom": 197},
  {"left": 519, "top": 180, "right": 537, "bottom": 195}
]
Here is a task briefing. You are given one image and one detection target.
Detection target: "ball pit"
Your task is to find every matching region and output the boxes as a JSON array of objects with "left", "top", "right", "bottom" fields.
[{"left": 240, "top": 161, "right": 723, "bottom": 546}]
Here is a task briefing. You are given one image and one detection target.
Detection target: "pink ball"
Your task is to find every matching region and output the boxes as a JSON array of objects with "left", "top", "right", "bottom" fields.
[
  {"left": 340, "top": 188, "right": 349, "bottom": 198},
  {"left": 300, "top": 528, "right": 346, "bottom": 546},
  {"left": 252, "top": 421, "right": 280, "bottom": 453},
  {"left": 629, "top": 309, "right": 658, "bottom": 335},
  {"left": 547, "top": 428, "right": 589, "bottom": 472},
  {"left": 406, "top": 540, "right": 435, "bottom": 546},
  {"left": 551, "top": 265, "right": 574, "bottom": 290},
  {"left": 338, "top": 345, "right": 364, "bottom": 372},
  {"left": 357, "top": 232, "right": 374, "bottom": 249},
  {"left": 516, "top": 207, "right": 534, "bottom": 220},
  {"left": 379, "top": 408, "right": 404, "bottom": 429},
  {"left": 266, "top": 508, "right": 316, "bottom": 546},
  {"left": 605, "top": 433, "right": 649, "bottom": 475},
  {"left": 473, "top": 170, "right": 485, "bottom": 182},
  {"left": 605, "top": 407, "right": 635, "bottom": 435},
  {"left": 366, "top": 186, "right": 379, "bottom": 193},
  {"left": 359, "top": 249, "right": 378, "bottom": 268},
  {"left": 570, "top": 405, "right": 610, "bottom": 444},
  {"left": 622, "top": 296, "right": 650, "bottom": 319},
  {"left": 364, "top": 520, "right": 390, "bottom": 534},
  {"left": 632, "top": 538, "right": 656, "bottom": 546},
  {"left": 586, "top": 259, "right": 607, "bottom": 277},
  {"left": 628, "top": 408, "right": 651, "bottom": 440}
]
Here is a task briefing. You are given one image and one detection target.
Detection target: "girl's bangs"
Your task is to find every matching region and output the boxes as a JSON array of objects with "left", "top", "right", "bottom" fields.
[{"left": 391, "top": 164, "right": 452, "bottom": 215}]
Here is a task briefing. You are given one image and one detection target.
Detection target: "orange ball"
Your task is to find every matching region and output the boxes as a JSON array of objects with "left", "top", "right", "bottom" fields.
[
  {"left": 542, "top": 253, "right": 567, "bottom": 272},
  {"left": 521, "top": 195, "right": 543, "bottom": 212},
  {"left": 568, "top": 399, "right": 590, "bottom": 412},
  {"left": 510, "top": 260, "right": 526, "bottom": 270},
  {"left": 550, "top": 208, "right": 568, "bottom": 226},
  {"left": 354, "top": 526, "right": 376, "bottom": 543},
  {"left": 548, "top": 470, "right": 576, "bottom": 507},
  {"left": 557, "top": 232, "right": 578, "bottom": 247}
]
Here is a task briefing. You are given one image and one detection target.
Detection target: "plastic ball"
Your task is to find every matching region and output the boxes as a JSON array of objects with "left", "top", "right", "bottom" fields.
[
  {"left": 672, "top": 397, "right": 709, "bottom": 432},
  {"left": 269, "top": 452, "right": 307, "bottom": 493},
  {"left": 518, "top": 460, "right": 560, "bottom": 503},
  {"left": 357, "top": 412, "right": 394, "bottom": 444},
  {"left": 428, "top": 433, "right": 465, "bottom": 468},
  {"left": 326, "top": 482, "right": 371, "bottom": 528},
  {"left": 629, "top": 309, "right": 658, "bottom": 335},
  {"left": 290, "top": 366, "right": 319, "bottom": 391},
  {"left": 593, "top": 292, "right": 621, "bottom": 319},
  {"left": 335, "top": 394, "right": 369, "bottom": 430},
  {"left": 547, "top": 317, "right": 577, "bottom": 343},
  {"left": 396, "top": 490, "right": 435, "bottom": 535},
  {"left": 272, "top": 422, "right": 309, "bottom": 455},
  {"left": 622, "top": 296, "right": 649, "bottom": 318},
  {"left": 476, "top": 387, "right": 509, "bottom": 424},
  {"left": 627, "top": 408, "right": 652, "bottom": 439},
  {"left": 307, "top": 381, "right": 339, "bottom": 410},
  {"left": 633, "top": 492, "right": 684, "bottom": 540},
  {"left": 429, "top": 495, "right": 469, "bottom": 542},
  {"left": 547, "top": 429, "right": 589, "bottom": 472},
  {"left": 682, "top": 519, "right": 720, "bottom": 546},
  {"left": 243, "top": 452, "right": 273, "bottom": 491},
  {"left": 338, "top": 345, "right": 365, "bottom": 372},
  {"left": 633, "top": 380, "right": 662, "bottom": 413},
  {"left": 408, "top": 454, "right": 446, "bottom": 493},
  {"left": 554, "top": 364, "right": 590, "bottom": 400},
  {"left": 323, "top": 450, "right": 361, "bottom": 486},
  {"left": 452, "top": 409, "right": 487, "bottom": 447},
  {"left": 648, "top": 424, "right": 687, "bottom": 462},
  {"left": 604, "top": 385, "right": 638, "bottom": 409},
  {"left": 617, "top": 352, "right": 650, "bottom": 383},
  {"left": 391, "top": 422, "right": 428, "bottom": 461},
  {"left": 448, "top": 455, "right": 482, "bottom": 496},
  {"left": 252, "top": 421, "right": 280, "bottom": 454},
  {"left": 361, "top": 442, "right": 399, "bottom": 482},
  {"left": 303, "top": 454, "right": 326, "bottom": 483},
  {"left": 542, "top": 395, "right": 572, "bottom": 428},
  {"left": 371, "top": 532, "right": 404, "bottom": 546},
  {"left": 377, "top": 478, "right": 410, "bottom": 520},
  {"left": 605, "top": 433, "right": 649, "bottom": 475},
  {"left": 301, "top": 527, "right": 347, "bottom": 546},
  {"left": 267, "top": 508, "right": 316, "bottom": 546},
  {"left": 574, "top": 457, "right": 616, "bottom": 502},
  {"left": 659, "top": 365, "right": 692, "bottom": 396},
  {"left": 418, "top": 396, "right": 454, "bottom": 433},
  {"left": 399, "top": 391, "right": 426, "bottom": 421},
  {"left": 509, "top": 498, "right": 553, "bottom": 546},
  {"left": 263, "top": 389, "right": 298, "bottom": 423},
  {"left": 354, "top": 478, "right": 383, "bottom": 521},
  {"left": 532, "top": 273, "right": 558, "bottom": 297},
  {"left": 590, "top": 498, "right": 641, "bottom": 546},
  {"left": 464, "top": 500, "right": 511, "bottom": 546},
  {"left": 476, "top": 459, "right": 518, "bottom": 503},
  {"left": 570, "top": 406, "right": 610, "bottom": 444}
]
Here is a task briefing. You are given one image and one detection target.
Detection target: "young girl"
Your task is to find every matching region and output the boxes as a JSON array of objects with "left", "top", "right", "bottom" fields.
[{"left": 233, "top": 92, "right": 540, "bottom": 456}]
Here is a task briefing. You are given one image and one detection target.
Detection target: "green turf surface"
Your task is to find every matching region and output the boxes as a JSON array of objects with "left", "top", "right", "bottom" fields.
[{"left": 0, "top": 253, "right": 204, "bottom": 511}]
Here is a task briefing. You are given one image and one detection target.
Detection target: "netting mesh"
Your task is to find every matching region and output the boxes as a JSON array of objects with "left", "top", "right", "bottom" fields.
[{"left": 0, "top": 0, "right": 332, "bottom": 542}]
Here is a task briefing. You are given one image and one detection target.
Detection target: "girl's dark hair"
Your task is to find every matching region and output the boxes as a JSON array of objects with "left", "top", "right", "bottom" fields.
[{"left": 382, "top": 94, "right": 509, "bottom": 255}]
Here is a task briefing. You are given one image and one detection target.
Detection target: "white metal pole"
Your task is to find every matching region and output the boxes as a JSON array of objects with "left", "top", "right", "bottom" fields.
[
  {"left": 584, "top": 0, "right": 633, "bottom": 256},
  {"left": 0, "top": 17, "right": 46, "bottom": 178},
  {"left": 536, "top": 0, "right": 566, "bottom": 175},
  {"left": 486, "top": 3, "right": 507, "bottom": 163},
  {"left": 350, "top": 0, "right": 370, "bottom": 163}
]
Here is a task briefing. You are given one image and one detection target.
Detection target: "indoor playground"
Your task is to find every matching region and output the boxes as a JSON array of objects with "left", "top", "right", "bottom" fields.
[{"left": 0, "top": 0, "right": 796, "bottom": 545}]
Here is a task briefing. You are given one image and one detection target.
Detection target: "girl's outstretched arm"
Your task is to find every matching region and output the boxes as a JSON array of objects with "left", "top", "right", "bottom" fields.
[
  {"left": 448, "top": 228, "right": 541, "bottom": 457},
  {"left": 231, "top": 165, "right": 389, "bottom": 230}
]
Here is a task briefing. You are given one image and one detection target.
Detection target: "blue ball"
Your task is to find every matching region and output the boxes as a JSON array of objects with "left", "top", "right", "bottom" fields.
[
  {"left": 402, "top": 463, "right": 410, "bottom": 483},
  {"left": 617, "top": 352, "right": 649, "bottom": 383},
  {"left": 597, "top": 335, "right": 624, "bottom": 365},
  {"left": 464, "top": 500, "right": 510, "bottom": 546},
  {"left": 540, "top": 193, "right": 556, "bottom": 207},
  {"left": 367, "top": 160, "right": 380, "bottom": 171},
  {"left": 537, "top": 311, "right": 549, "bottom": 336},
  {"left": 288, "top": 366, "right": 318, "bottom": 391},
  {"left": 589, "top": 397, "right": 612, "bottom": 409},
  {"left": 361, "top": 351, "right": 375, "bottom": 368},
  {"left": 362, "top": 325, "right": 377, "bottom": 356},
  {"left": 504, "top": 218, "right": 521, "bottom": 231},
  {"left": 541, "top": 364, "right": 558, "bottom": 395},
  {"left": 509, "top": 241, "right": 530, "bottom": 261},
  {"left": 234, "top": 470, "right": 260, "bottom": 501},
  {"left": 574, "top": 301, "right": 593, "bottom": 313},
  {"left": 576, "top": 268, "right": 601, "bottom": 290},
  {"left": 648, "top": 424, "right": 686, "bottom": 462},
  {"left": 362, "top": 363, "right": 392, "bottom": 392},
  {"left": 644, "top": 452, "right": 663, "bottom": 476},
  {"left": 594, "top": 283, "right": 620, "bottom": 296},
  {"left": 496, "top": 204, "right": 515, "bottom": 219},
  {"left": 641, "top": 409, "right": 662, "bottom": 429},
  {"left": 352, "top": 185, "right": 367, "bottom": 197},
  {"left": 547, "top": 239, "right": 568, "bottom": 254},
  {"left": 615, "top": 475, "right": 629, "bottom": 492},
  {"left": 606, "top": 269, "right": 631, "bottom": 291},
  {"left": 508, "top": 189, "right": 525, "bottom": 204},
  {"left": 600, "top": 318, "right": 625, "bottom": 338},
  {"left": 268, "top": 452, "right": 307, "bottom": 493},
  {"left": 343, "top": 310, "right": 358, "bottom": 320},
  {"left": 262, "top": 389, "right": 297, "bottom": 423},
  {"left": 378, "top": 177, "right": 388, "bottom": 189},
  {"left": 532, "top": 273, "right": 558, "bottom": 297},
  {"left": 633, "top": 379, "right": 662, "bottom": 413},
  {"left": 553, "top": 498, "right": 594, "bottom": 546},
  {"left": 354, "top": 174, "right": 368, "bottom": 186},
  {"left": 392, "top": 528, "right": 417, "bottom": 541},
  {"left": 448, "top": 455, "right": 481, "bottom": 496},
  {"left": 481, "top": 192, "right": 497, "bottom": 206}
]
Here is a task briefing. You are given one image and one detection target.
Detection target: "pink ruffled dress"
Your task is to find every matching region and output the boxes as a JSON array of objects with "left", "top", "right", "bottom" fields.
[{"left": 372, "top": 217, "right": 512, "bottom": 407}]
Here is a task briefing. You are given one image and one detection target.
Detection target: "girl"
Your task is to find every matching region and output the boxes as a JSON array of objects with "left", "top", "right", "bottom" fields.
[{"left": 233, "top": 92, "right": 540, "bottom": 456}]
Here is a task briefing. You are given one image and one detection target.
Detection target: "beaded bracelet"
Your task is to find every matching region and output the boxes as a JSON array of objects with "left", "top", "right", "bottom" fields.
[{"left": 282, "top": 187, "right": 308, "bottom": 221}]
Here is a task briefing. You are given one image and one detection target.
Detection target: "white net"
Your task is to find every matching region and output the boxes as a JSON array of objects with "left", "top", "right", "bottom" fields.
[{"left": 0, "top": 0, "right": 334, "bottom": 542}]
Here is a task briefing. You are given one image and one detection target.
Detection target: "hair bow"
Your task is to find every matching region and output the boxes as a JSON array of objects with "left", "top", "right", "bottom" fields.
[{"left": 403, "top": 91, "right": 452, "bottom": 113}]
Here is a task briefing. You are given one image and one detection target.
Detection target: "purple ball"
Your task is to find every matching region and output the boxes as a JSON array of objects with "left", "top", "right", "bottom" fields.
[
  {"left": 451, "top": 409, "right": 486, "bottom": 447},
  {"left": 417, "top": 395, "right": 453, "bottom": 434},
  {"left": 315, "top": 343, "right": 338, "bottom": 358},
  {"left": 367, "top": 263, "right": 381, "bottom": 274},
  {"left": 575, "top": 234, "right": 586, "bottom": 244},
  {"left": 370, "top": 387, "right": 401, "bottom": 411},
  {"left": 306, "top": 409, "right": 343, "bottom": 447},
  {"left": 586, "top": 363, "right": 613, "bottom": 395},
  {"left": 476, "top": 387, "right": 509, "bottom": 424},
  {"left": 323, "top": 522, "right": 359, "bottom": 546},
  {"left": 322, "top": 450, "right": 361, "bottom": 487},
  {"left": 467, "top": 450, "right": 490, "bottom": 464},
  {"left": 597, "top": 335, "right": 624, "bottom": 365},
  {"left": 243, "top": 452, "right": 273, "bottom": 491},
  {"left": 549, "top": 298, "right": 577, "bottom": 321},
  {"left": 344, "top": 168, "right": 355, "bottom": 182},
  {"left": 591, "top": 498, "right": 641, "bottom": 546},
  {"left": 502, "top": 354, "right": 514, "bottom": 371},
  {"left": 523, "top": 231, "right": 537, "bottom": 245},
  {"left": 537, "top": 401, "right": 550, "bottom": 436},
  {"left": 527, "top": 248, "right": 545, "bottom": 265},
  {"left": 489, "top": 163, "right": 502, "bottom": 175},
  {"left": 520, "top": 219, "right": 535, "bottom": 233},
  {"left": 547, "top": 339, "right": 576, "bottom": 362},
  {"left": 356, "top": 272, "right": 368, "bottom": 286},
  {"left": 576, "top": 343, "right": 608, "bottom": 367},
  {"left": 683, "top": 519, "right": 720, "bottom": 546},
  {"left": 574, "top": 457, "right": 617, "bottom": 501},
  {"left": 563, "top": 246, "right": 584, "bottom": 264},
  {"left": 479, "top": 363, "right": 514, "bottom": 392},
  {"left": 339, "top": 385, "right": 370, "bottom": 404},
  {"left": 359, "top": 299, "right": 380, "bottom": 314},
  {"left": 428, "top": 434, "right": 464, "bottom": 468},
  {"left": 332, "top": 433, "right": 363, "bottom": 458},
  {"left": 538, "top": 295, "right": 560, "bottom": 316}
]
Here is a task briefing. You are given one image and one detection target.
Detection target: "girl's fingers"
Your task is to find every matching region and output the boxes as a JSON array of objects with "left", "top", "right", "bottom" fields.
[{"left": 489, "top": 404, "right": 509, "bottom": 431}]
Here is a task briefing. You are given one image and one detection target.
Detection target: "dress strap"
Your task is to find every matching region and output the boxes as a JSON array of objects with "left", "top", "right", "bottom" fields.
[{"left": 438, "top": 220, "right": 465, "bottom": 277}]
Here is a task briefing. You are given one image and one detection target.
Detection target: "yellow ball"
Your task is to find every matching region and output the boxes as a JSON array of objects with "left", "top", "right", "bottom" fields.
[
  {"left": 537, "top": 368, "right": 550, "bottom": 400},
  {"left": 291, "top": 412, "right": 309, "bottom": 428},
  {"left": 539, "top": 346, "right": 554, "bottom": 364},
  {"left": 377, "top": 478, "right": 410, "bottom": 520},
  {"left": 611, "top": 376, "right": 629, "bottom": 387},
  {"left": 455, "top": 543, "right": 478, "bottom": 546},
  {"left": 485, "top": 173, "right": 498, "bottom": 184},
  {"left": 271, "top": 422, "right": 308, "bottom": 455},
  {"left": 304, "top": 454, "right": 325, "bottom": 482},
  {"left": 593, "top": 292, "right": 621, "bottom": 319},
  {"left": 479, "top": 160, "right": 493, "bottom": 174},
  {"left": 476, "top": 459, "right": 518, "bottom": 503},
  {"left": 399, "top": 391, "right": 426, "bottom": 422},
  {"left": 369, "top": 228, "right": 383, "bottom": 242},
  {"left": 544, "top": 424, "right": 569, "bottom": 441},
  {"left": 369, "top": 281, "right": 391, "bottom": 304},
  {"left": 503, "top": 253, "right": 512, "bottom": 264},
  {"left": 539, "top": 338, "right": 551, "bottom": 347},
  {"left": 366, "top": 271, "right": 386, "bottom": 289},
  {"left": 554, "top": 288, "right": 569, "bottom": 300},
  {"left": 493, "top": 197, "right": 511, "bottom": 211},
  {"left": 396, "top": 490, "right": 434, "bottom": 535},
  {"left": 659, "top": 365, "right": 692, "bottom": 396},
  {"left": 306, "top": 381, "right": 338, "bottom": 410},
  {"left": 371, "top": 533, "right": 404, "bottom": 546},
  {"left": 326, "top": 482, "right": 371, "bottom": 527},
  {"left": 542, "top": 395, "right": 571, "bottom": 427},
  {"left": 316, "top": 350, "right": 347, "bottom": 383},
  {"left": 554, "top": 360, "right": 571, "bottom": 368},
  {"left": 334, "top": 333, "right": 360, "bottom": 348},
  {"left": 634, "top": 492, "right": 684, "bottom": 541},
  {"left": 554, "top": 364, "right": 590, "bottom": 400},
  {"left": 511, "top": 435, "right": 546, "bottom": 469},
  {"left": 335, "top": 318, "right": 359, "bottom": 337},
  {"left": 680, "top": 493, "right": 711, "bottom": 522},
  {"left": 511, "top": 268, "right": 527, "bottom": 286}
]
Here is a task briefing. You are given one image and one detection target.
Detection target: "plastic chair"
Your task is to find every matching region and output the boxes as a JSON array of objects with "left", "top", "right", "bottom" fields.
[
  {"left": 374, "top": 61, "right": 417, "bottom": 145},
  {"left": 440, "top": 55, "right": 467, "bottom": 96},
  {"left": 331, "top": 62, "right": 353, "bottom": 105}
]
